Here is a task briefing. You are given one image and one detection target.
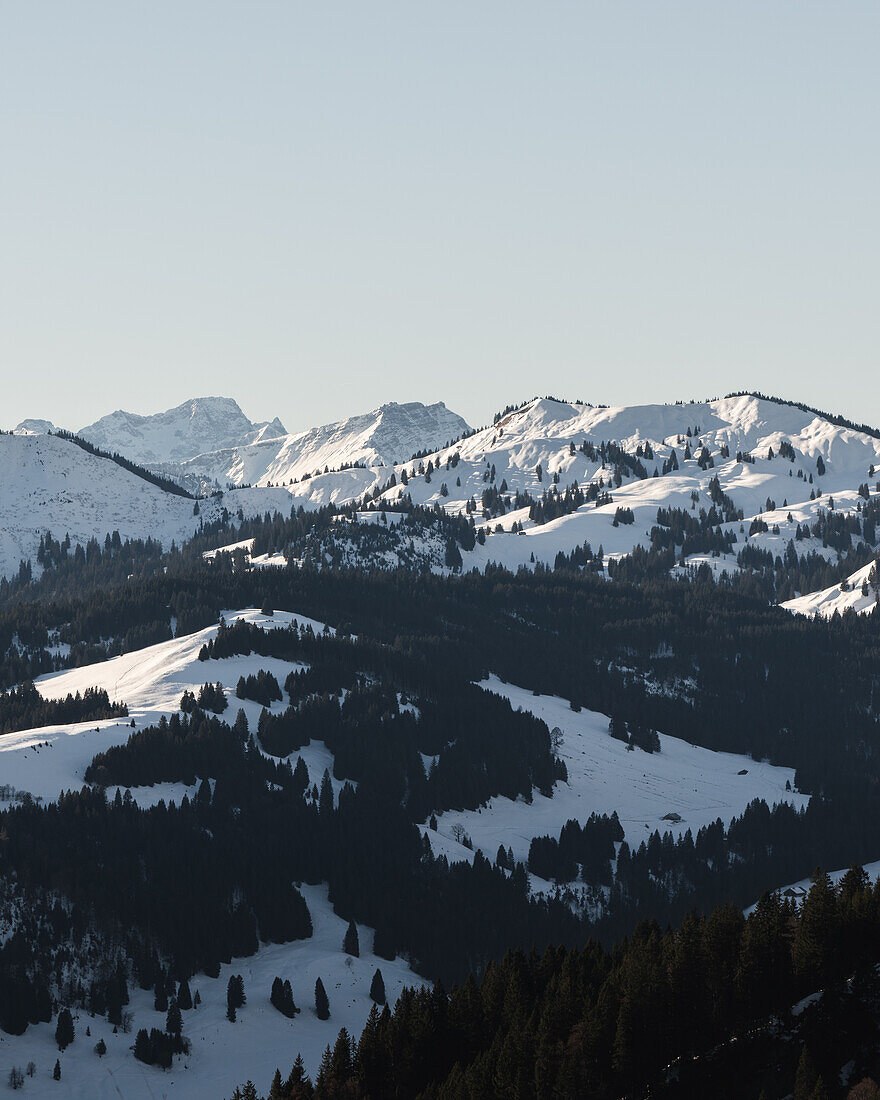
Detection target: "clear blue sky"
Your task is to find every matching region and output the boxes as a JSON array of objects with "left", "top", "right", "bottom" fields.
[{"left": 1, "top": 2, "right": 877, "bottom": 433}]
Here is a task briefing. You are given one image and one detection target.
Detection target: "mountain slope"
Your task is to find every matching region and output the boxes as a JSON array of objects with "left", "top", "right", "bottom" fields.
[
  {"left": 162, "top": 400, "right": 471, "bottom": 492},
  {"left": 782, "top": 556, "right": 879, "bottom": 618},
  {"left": 78, "top": 396, "right": 287, "bottom": 465},
  {"left": 0, "top": 433, "right": 295, "bottom": 581},
  {"left": 352, "top": 394, "right": 880, "bottom": 578}
]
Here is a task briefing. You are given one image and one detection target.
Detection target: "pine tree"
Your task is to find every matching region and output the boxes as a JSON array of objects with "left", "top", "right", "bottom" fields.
[
  {"left": 134, "top": 1029, "right": 151, "bottom": 1063},
  {"left": 177, "top": 979, "right": 192, "bottom": 1011},
  {"left": 319, "top": 770, "right": 334, "bottom": 816},
  {"left": 343, "top": 920, "right": 360, "bottom": 957},
  {"left": 794, "top": 871, "right": 838, "bottom": 985},
  {"left": 330, "top": 1027, "right": 353, "bottom": 1080},
  {"left": 793, "top": 1046, "right": 818, "bottom": 1100},
  {"left": 53, "top": 1060, "right": 61, "bottom": 1081},
  {"left": 315, "top": 978, "right": 330, "bottom": 1020},
  {"left": 369, "top": 968, "right": 386, "bottom": 1005},
  {"left": 227, "top": 973, "right": 245, "bottom": 1017},
  {"left": 154, "top": 971, "right": 168, "bottom": 1012},
  {"left": 283, "top": 1054, "right": 311, "bottom": 1097},
  {"left": 165, "top": 998, "right": 182, "bottom": 1037},
  {"left": 54, "top": 1007, "right": 74, "bottom": 1051}
]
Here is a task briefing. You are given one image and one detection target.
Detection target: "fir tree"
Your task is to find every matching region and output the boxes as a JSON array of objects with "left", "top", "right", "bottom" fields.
[
  {"left": 315, "top": 978, "right": 330, "bottom": 1020},
  {"left": 343, "top": 920, "right": 360, "bottom": 957},
  {"left": 793, "top": 1046, "right": 818, "bottom": 1100},
  {"left": 369, "top": 968, "right": 386, "bottom": 1005},
  {"left": 165, "top": 998, "right": 182, "bottom": 1037},
  {"left": 134, "top": 1029, "right": 151, "bottom": 1063},
  {"left": 54, "top": 1008, "right": 74, "bottom": 1051}
]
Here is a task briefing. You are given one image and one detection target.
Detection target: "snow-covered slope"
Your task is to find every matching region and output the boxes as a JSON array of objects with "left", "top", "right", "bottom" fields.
[
  {"left": 1, "top": 610, "right": 330, "bottom": 806},
  {"left": 78, "top": 396, "right": 287, "bottom": 465},
  {"left": 13, "top": 417, "right": 58, "bottom": 435},
  {"left": 349, "top": 394, "right": 880, "bottom": 576},
  {"left": 0, "top": 609, "right": 428, "bottom": 1092},
  {"left": 782, "top": 557, "right": 880, "bottom": 618},
  {"left": 8, "top": 392, "right": 880, "bottom": 594},
  {"left": 426, "top": 676, "right": 807, "bottom": 870},
  {"left": 163, "top": 400, "right": 471, "bottom": 492},
  {"left": 0, "top": 433, "right": 295, "bottom": 581},
  {"left": 0, "top": 882, "right": 424, "bottom": 1097},
  {"left": 0, "top": 606, "right": 808, "bottom": 1089}
]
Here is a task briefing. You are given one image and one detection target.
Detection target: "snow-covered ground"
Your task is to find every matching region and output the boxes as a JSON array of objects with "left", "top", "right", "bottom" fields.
[
  {"left": 0, "top": 883, "right": 424, "bottom": 1098},
  {"left": 255, "top": 393, "right": 880, "bottom": 580},
  {"left": 0, "top": 610, "right": 425, "bottom": 1094},
  {"left": 6, "top": 394, "right": 880, "bottom": 592},
  {"left": 158, "top": 399, "right": 471, "bottom": 491},
  {"left": 426, "top": 677, "right": 808, "bottom": 866},
  {"left": 0, "top": 606, "right": 824, "bottom": 1093},
  {"left": 782, "top": 557, "right": 879, "bottom": 618},
  {"left": 0, "top": 610, "right": 332, "bottom": 802},
  {"left": 744, "top": 859, "right": 880, "bottom": 916},
  {"left": 77, "top": 396, "right": 287, "bottom": 467},
  {"left": 0, "top": 433, "right": 297, "bottom": 582}
]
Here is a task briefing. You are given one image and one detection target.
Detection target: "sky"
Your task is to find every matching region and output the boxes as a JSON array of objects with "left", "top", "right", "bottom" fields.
[{"left": 1, "top": 2, "right": 877, "bottom": 435}]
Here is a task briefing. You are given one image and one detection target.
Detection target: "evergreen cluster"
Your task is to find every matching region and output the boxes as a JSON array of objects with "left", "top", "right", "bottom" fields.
[
  {"left": 0, "top": 681, "right": 127, "bottom": 734},
  {"left": 235, "top": 868, "right": 880, "bottom": 1098}
]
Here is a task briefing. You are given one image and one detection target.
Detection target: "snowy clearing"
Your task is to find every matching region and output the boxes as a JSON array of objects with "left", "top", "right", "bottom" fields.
[
  {"left": 427, "top": 676, "right": 808, "bottom": 865},
  {"left": 0, "top": 884, "right": 424, "bottom": 1098}
]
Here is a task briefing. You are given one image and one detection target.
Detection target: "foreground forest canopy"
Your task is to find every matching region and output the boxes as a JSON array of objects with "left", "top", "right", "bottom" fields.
[{"left": 230, "top": 868, "right": 880, "bottom": 1098}]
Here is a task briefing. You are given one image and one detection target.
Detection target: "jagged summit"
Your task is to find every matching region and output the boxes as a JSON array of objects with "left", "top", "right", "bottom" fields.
[
  {"left": 78, "top": 396, "right": 287, "bottom": 466},
  {"left": 163, "top": 398, "right": 472, "bottom": 491}
]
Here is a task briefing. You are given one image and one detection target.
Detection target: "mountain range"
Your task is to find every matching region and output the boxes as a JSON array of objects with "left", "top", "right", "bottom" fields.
[
  {"left": 3, "top": 388, "right": 880, "bottom": 1097},
  {"left": 5, "top": 391, "right": 879, "bottom": 609}
]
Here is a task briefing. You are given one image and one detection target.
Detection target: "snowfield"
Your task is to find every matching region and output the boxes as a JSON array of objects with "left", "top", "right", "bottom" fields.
[
  {"left": 77, "top": 395, "right": 287, "bottom": 467},
  {"left": 155, "top": 399, "right": 471, "bottom": 493},
  {"left": 0, "top": 611, "right": 332, "bottom": 802},
  {"left": 210, "top": 393, "right": 879, "bottom": 583},
  {"left": 426, "top": 677, "right": 808, "bottom": 866},
  {"left": 782, "top": 557, "right": 879, "bottom": 618},
  {"left": 0, "top": 606, "right": 818, "bottom": 1094},
  {"left": 0, "top": 432, "right": 297, "bottom": 582},
  {"left": 0, "top": 883, "right": 424, "bottom": 1098},
  {"left": 0, "top": 610, "right": 425, "bottom": 1095},
  {"left": 5, "top": 394, "right": 880, "bottom": 601}
]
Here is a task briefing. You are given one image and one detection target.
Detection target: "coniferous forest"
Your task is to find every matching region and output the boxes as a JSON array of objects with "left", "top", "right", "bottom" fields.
[{"left": 2, "top": 498, "right": 880, "bottom": 1096}]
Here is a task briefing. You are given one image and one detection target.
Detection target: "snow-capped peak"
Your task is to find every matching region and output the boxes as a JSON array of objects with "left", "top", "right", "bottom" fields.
[
  {"left": 77, "top": 397, "right": 288, "bottom": 466},
  {"left": 13, "top": 418, "right": 58, "bottom": 436},
  {"left": 163, "top": 399, "right": 472, "bottom": 491}
]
